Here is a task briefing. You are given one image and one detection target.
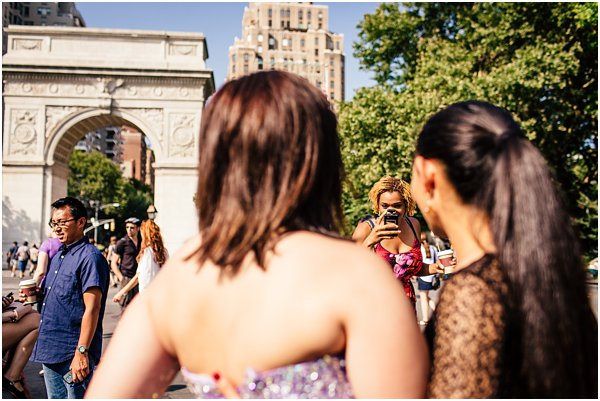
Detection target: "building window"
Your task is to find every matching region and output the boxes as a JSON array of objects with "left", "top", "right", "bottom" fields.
[
  {"left": 286, "top": 9, "right": 291, "bottom": 17},
  {"left": 307, "top": 23, "right": 312, "bottom": 29},
  {"left": 314, "top": 37, "right": 319, "bottom": 46},
  {"left": 268, "top": 8, "right": 272, "bottom": 17},
  {"left": 300, "top": 38, "right": 305, "bottom": 47},
  {"left": 232, "top": 65, "right": 236, "bottom": 74},
  {"left": 318, "top": 12, "right": 323, "bottom": 20},
  {"left": 244, "top": 64, "right": 249, "bottom": 74},
  {"left": 232, "top": 54, "right": 236, "bottom": 62},
  {"left": 303, "top": 58, "right": 307, "bottom": 64},
  {"left": 243, "top": 53, "right": 249, "bottom": 62},
  {"left": 23, "top": 6, "right": 30, "bottom": 16},
  {"left": 257, "top": 56, "right": 263, "bottom": 70},
  {"left": 257, "top": 34, "right": 263, "bottom": 42},
  {"left": 318, "top": 22, "right": 322, "bottom": 29},
  {"left": 280, "top": 9, "right": 285, "bottom": 17},
  {"left": 37, "top": 6, "right": 51, "bottom": 16},
  {"left": 298, "top": 10, "right": 303, "bottom": 19},
  {"left": 268, "top": 36, "right": 276, "bottom": 50},
  {"left": 281, "top": 20, "right": 285, "bottom": 28},
  {"left": 268, "top": 19, "right": 272, "bottom": 27},
  {"left": 336, "top": 42, "right": 340, "bottom": 50},
  {"left": 257, "top": 46, "right": 263, "bottom": 54},
  {"left": 270, "top": 57, "right": 275, "bottom": 65},
  {"left": 315, "top": 49, "right": 319, "bottom": 56},
  {"left": 307, "top": 11, "right": 312, "bottom": 20},
  {"left": 330, "top": 69, "right": 334, "bottom": 78},
  {"left": 247, "top": 34, "right": 252, "bottom": 42},
  {"left": 330, "top": 80, "right": 335, "bottom": 89},
  {"left": 330, "top": 93, "right": 335, "bottom": 100}
]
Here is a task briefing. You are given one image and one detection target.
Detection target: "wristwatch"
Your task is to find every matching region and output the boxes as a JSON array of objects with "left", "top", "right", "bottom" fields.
[{"left": 77, "top": 345, "right": 88, "bottom": 354}]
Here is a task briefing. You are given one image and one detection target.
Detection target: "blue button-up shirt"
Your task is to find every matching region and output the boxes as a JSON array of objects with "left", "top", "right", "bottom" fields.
[{"left": 31, "top": 237, "right": 109, "bottom": 365}]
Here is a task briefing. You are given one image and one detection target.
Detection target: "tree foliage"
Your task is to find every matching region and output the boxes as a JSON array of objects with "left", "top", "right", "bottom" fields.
[
  {"left": 342, "top": 3, "right": 597, "bottom": 257},
  {"left": 67, "top": 150, "right": 153, "bottom": 241}
]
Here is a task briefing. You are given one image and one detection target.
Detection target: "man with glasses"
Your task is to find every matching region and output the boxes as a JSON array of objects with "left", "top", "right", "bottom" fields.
[
  {"left": 110, "top": 217, "right": 141, "bottom": 312},
  {"left": 27, "top": 197, "right": 109, "bottom": 398}
]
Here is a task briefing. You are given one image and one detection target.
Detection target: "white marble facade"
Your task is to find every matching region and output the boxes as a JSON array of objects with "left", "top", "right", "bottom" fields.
[{"left": 2, "top": 25, "right": 215, "bottom": 255}]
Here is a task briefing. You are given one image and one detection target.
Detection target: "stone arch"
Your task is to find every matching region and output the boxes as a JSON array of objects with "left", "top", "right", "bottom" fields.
[{"left": 2, "top": 25, "right": 214, "bottom": 254}]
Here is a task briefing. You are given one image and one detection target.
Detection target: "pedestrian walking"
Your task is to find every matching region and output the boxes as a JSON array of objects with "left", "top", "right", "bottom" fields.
[
  {"left": 16, "top": 241, "right": 30, "bottom": 279},
  {"left": 112, "top": 220, "right": 168, "bottom": 302},
  {"left": 110, "top": 217, "right": 141, "bottom": 311},
  {"left": 7, "top": 241, "right": 19, "bottom": 276},
  {"left": 28, "top": 244, "right": 39, "bottom": 277},
  {"left": 27, "top": 197, "right": 109, "bottom": 399},
  {"left": 416, "top": 233, "right": 439, "bottom": 326}
]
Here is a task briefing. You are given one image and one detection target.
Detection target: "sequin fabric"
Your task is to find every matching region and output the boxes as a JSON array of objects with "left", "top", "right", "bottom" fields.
[{"left": 181, "top": 354, "right": 354, "bottom": 399}]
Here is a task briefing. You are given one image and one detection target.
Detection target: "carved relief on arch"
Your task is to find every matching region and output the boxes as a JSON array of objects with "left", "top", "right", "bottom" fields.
[
  {"left": 13, "top": 38, "right": 42, "bottom": 51},
  {"left": 45, "top": 106, "right": 87, "bottom": 138},
  {"left": 168, "top": 113, "right": 196, "bottom": 158},
  {"left": 9, "top": 109, "right": 39, "bottom": 156},
  {"left": 124, "top": 108, "right": 164, "bottom": 140}
]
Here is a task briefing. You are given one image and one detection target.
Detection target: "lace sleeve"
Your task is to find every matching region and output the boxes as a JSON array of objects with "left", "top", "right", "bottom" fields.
[{"left": 427, "top": 272, "right": 506, "bottom": 398}]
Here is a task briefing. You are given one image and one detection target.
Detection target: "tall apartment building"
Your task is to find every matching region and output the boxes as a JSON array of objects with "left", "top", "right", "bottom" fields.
[
  {"left": 74, "top": 126, "right": 122, "bottom": 162},
  {"left": 3, "top": 2, "right": 85, "bottom": 53},
  {"left": 227, "top": 2, "right": 345, "bottom": 102}
]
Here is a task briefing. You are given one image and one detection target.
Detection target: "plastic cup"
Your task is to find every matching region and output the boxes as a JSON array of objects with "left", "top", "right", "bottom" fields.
[
  {"left": 19, "top": 279, "right": 38, "bottom": 304},
  {"left": 438, "top": 250, "right": 454, "bottom": 274}
]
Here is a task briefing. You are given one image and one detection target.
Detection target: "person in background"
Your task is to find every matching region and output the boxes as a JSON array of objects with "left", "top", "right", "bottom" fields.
[
  {"left": 87, "top": 70, "right": 427, "bottom": 398},
  {"left": 8, "top": 241, "right": 19, "bottom": 277},
  {"left": 28, "top": 244, "right": 39, "bottom": 277},
  {"left": 33, "top": 232, "right": 61, "bottom": 289},
  {"left": 28, "top": 197, "right": 109, "bottom": 399},
  {"left": 105, "top": 236, "right": 118, "bottom": 288},
  {"left": 113, "top": 220, "right": 168, "bottom": 302},
  {"left": 411, "top": 100, "right": 598, "bottom": 397},
  {"left": 111, "top": 217, "right": 141, "bottom": 311},
  {"left": 416, "top": 232, "right": 439, "bottom": 326},
  {"left": 16, "top": 241, "right": 30, "bottom": 280},
  {"left": 351, "top": 176, "right": 447, "bottom": 310}
]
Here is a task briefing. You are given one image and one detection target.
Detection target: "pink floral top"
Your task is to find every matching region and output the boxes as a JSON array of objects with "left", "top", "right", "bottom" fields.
[{"left": 373, "top": 218, "right": 423, "bottom": 308}]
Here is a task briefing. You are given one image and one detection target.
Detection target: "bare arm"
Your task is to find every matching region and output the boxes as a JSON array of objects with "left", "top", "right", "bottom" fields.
[
  {"left": 343, "top": 256, "right": 429, "bottom": 397},
  {"left": 351, "top": 215, "right": 400, "bottom": 249},
  {"left": 112, "top": 274, "right": 139, "bottom": 303},
  {"left": 33, "top": 251, "right": 49, "bottom": 287},
  {"left": 85, "top": 293, "right": 179, "bottom": 398},
  {"left": 110, "top": 253, "right": 123, "bottom": 282},
  {"left": 70, "top": 288, "right": 102, "bottom": 383}
]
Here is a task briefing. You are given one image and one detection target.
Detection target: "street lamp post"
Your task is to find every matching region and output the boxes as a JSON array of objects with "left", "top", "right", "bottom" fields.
[{"left": 90, "top": 201, "right": 120, "bottom": 242}]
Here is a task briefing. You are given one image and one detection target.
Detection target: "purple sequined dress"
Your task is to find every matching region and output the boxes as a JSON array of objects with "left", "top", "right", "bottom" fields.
[{"left": 181, "top": 354, "right": 354, "bottom": 398}]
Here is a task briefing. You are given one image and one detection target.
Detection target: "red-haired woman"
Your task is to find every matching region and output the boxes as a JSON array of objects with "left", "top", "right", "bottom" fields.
[{"left": 113, "top": 220, "right": 168, "bottom": 302}]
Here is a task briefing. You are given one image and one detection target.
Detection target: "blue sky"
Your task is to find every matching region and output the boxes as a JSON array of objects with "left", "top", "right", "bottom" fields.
[{"left": 76, "top": 2, "right": 381, "bottom": 100}]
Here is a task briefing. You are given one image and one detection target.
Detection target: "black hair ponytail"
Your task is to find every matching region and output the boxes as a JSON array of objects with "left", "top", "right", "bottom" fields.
[{"left": 416, "top": 101, "right": 598, "bottom": 397}]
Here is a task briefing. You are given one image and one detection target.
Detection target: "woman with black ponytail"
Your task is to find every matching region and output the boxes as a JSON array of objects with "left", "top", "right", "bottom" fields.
[{"left": 410, "top": 100, "right": 598, "bottom": 398}]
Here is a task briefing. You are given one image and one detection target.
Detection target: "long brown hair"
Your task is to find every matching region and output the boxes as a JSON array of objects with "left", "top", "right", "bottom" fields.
[
  {"left": 416, "top": 100, "right": 597, "bottom": 397},
  {"left": 192, "top": 71, "right": 343, "bottom": 273},
  {"left": 137, "top": 220, "right": 167, "bottom": 267}
]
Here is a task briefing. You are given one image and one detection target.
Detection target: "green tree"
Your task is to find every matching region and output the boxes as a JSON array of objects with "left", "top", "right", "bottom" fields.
[
  {"left": 342, "top": 3, "right": 597, "bottom": 257},
  {"left": 67, "top": 150, "right": 154, "bottom": 242}
]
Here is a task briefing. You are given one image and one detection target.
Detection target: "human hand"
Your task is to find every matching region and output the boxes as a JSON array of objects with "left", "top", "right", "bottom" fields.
[
  {"left": 70, "top": 351, "right": 90, "bottom": 383},
  {"left": 115, "top": 273, "right": 124, "bottom": 284},
  {"left": 2, "top": 293, "right": 14, "bottom": 308},
  {"left": 214, "top": 373, "right": 240, "bottom": 398},
  {"left": 429, "top": 261, "right": 445, "bottom": 275},
  {"left": 112, "top": 292, "right": 123, "bottom": 303},
  {"left": 18, "top": 288, "right": 28, "bottom": 303},
  {"left": 364, "top": 214, "right": 400, "bottom": 247}
]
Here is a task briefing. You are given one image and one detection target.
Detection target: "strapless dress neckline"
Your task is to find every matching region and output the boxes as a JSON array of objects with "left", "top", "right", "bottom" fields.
[{"left": 181, "top": 354, "right": 353, "bottom": 399}]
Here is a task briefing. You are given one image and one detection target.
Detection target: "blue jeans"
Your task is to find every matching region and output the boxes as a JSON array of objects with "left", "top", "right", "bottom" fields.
[{"left": 43, "top": 360, "right": 95, "bottom": 399}]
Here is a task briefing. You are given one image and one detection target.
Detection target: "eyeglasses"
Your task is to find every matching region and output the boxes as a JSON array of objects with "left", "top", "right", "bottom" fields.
[{"left": 48, "top": 218, "right": 77, "bottom": 229}]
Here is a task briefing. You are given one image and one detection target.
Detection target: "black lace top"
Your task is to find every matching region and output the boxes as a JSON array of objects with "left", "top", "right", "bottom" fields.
[{"left": 425, "top": 254, "right": 524, "bottom": 398}]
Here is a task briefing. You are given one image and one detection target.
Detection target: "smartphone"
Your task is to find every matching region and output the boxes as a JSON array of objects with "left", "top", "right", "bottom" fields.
[
  {"left": 383, "top": 211, "right": 399, "bottom": 225},
  {"left": 6, "top": 292, "right": 13, "bottom": 298},
  {"left": 63, "top": 370, "right": 74, "bottom": 384}
]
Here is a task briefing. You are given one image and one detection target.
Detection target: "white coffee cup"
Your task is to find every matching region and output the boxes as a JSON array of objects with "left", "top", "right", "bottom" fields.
[{"left": 438, "top": 249, "right": 455, "bottom": 274}]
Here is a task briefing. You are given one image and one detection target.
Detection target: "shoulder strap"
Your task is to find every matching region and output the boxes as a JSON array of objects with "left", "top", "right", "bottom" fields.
[
  {"left": 404, "top": 216, "right": 418, "bottom": 241},
  {"left": 366, "top": 218, "right": 375, "bottom": 230}
]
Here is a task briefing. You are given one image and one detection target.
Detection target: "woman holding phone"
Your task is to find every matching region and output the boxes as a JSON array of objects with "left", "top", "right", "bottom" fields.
[{"left": 352, "top": 176, "right": 446, "bottom": 309}]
